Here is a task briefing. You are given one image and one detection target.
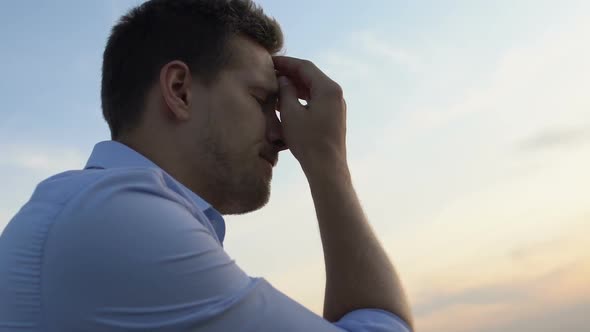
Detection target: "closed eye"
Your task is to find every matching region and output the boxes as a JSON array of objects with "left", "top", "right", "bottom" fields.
[
  {"left": 253, "top": 95, "right": 277, "bottom": 112},
  {"left": 254, "top": 96, "right": 266, "bottom": 106}
]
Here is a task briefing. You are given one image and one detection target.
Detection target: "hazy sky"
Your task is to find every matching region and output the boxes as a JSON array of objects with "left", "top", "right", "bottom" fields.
[{"left": 1, "top": 1, "right": 589, "bottom": 331}]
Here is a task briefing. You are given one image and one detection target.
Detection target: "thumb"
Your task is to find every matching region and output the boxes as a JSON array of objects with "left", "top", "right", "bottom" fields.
[{"left": 277, "top": 76, "right": 302, "bottom": 115}]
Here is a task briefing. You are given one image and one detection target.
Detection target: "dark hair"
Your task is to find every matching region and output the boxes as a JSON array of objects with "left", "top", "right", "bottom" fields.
[{"left": 101, "top": 0, "right": 284, "bottom": 140}]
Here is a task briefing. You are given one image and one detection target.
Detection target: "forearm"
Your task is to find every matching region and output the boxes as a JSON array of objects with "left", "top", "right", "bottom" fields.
[{"left": 304, "top": 159, "right": 413, "bottom": 328}]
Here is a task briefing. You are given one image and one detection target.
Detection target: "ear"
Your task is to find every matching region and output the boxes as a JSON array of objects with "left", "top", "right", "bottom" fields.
[{"left": 159, "top": 60, "right": 193, "bottom": 121}]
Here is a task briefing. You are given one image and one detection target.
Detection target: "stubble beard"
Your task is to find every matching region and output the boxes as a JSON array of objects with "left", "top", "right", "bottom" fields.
[{"left": 205, "top": 140, "right": 272, "bottom": 215}]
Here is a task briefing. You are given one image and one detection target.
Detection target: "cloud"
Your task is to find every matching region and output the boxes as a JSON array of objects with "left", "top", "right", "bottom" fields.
[
  {"left": 478, "top": 300, "right": 590, "bottom": 332},
  {"left": 518, "top": 125, "right": 590, "bottom": 152},
  {"left": 393, "top": 17, "right": 590, "bottom": 140},
  {"left": 414, "top": 283, "right": 530, "bottom": 317},
  {"left": 414, "top": 259, "right": 590, "bottom": 332},
  {"left": 350, "top": 30, "right": 422, "bottom": 72},
  {"left": 317, "top": 30, "right": 421, "bottom": 83},
  {"left": 0, "top": 144, "right": 86, "bottom": 174},
  {"left": 509, "top": 236, "right": 570, "bottom": 262}
]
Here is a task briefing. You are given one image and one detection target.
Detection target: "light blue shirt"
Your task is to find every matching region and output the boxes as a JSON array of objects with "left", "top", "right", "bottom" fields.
[{"left": 0, "top": 140, "right": 410, "bottom": 332}]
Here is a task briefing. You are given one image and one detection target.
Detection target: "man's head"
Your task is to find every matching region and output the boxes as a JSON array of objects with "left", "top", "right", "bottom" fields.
[{"left": 101, "top": 0, "right": 286, "bottom": 215}]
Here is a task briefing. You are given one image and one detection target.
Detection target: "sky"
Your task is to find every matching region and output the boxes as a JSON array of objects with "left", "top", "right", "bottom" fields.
[{"left": 1, "top": 1, "right": 589, "bottom": 331}]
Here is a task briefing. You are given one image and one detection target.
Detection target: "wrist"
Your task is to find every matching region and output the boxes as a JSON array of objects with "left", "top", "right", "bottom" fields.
[{"left": 302, "top": 156, "right": 351, "bottom": 187}]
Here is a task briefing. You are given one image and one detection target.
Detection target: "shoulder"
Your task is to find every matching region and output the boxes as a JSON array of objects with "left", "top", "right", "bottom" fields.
[
  {"left": 32, "top": 167, "right": 184, "bottom": 208},
  {"left": 37, "top": 167, "right": 214, "bottom": 267},
  {"left": 51, "top": 167, "right": 193, "bottom": 218},
  {"left": 39, "top": 169, "right": 250, "bottom": 329},
  {"left": 41, "top": 166, "right": 224, "bottom": 282}
]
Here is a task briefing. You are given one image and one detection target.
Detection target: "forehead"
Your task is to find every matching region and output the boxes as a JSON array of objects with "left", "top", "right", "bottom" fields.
[{"left": 225, "top": 35, "right": 277, "bottom": 89}]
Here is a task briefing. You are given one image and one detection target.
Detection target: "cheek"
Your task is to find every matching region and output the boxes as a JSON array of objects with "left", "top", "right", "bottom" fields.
[
  {"left": 208, "top": 92, "right": 267, "bottom": 152},
  {"left": 228, "top": 97, "right": 267, "bottom": 137}
]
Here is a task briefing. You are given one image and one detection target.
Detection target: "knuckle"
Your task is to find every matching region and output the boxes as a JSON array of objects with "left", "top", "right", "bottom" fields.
[
  {"left": 302, "top": 59, "right": 315, "bottom": 67},
  {"left": 326, "top": 82, "right": 344, "bottom": 98}
]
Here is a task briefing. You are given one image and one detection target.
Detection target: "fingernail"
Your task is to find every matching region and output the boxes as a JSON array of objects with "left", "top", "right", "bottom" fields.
[{"left": 278, "top": 76, "right": 290, "bottom": 87}]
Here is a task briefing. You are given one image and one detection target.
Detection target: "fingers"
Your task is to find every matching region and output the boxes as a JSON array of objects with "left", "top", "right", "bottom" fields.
[
  {"left": 272, "top": 56, "right": 333, "bottom": 98},
  {"left": 273, "top": 56, "right": 318, "bottom": 87},
  {"left": 276, "top": 76, "right": 304, "bottom": 115},
  {"left": 275, "top": 71, "right": 310, "bottom": 101}
]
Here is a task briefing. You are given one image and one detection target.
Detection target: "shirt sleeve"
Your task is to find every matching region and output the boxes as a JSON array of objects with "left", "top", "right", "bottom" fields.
[
  {"left": 334, "top": 309, "right": 412, "bottom": 332},
  {"left": 42, "top": 169, "right": 410, "bottom": 332}
]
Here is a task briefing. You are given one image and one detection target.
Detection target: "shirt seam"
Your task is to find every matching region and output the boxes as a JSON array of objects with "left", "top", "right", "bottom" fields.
[
  {"left": 38, "top": 169, "right": 162, "bottom": 330},
  {"left": 38, "top": 172, "right": 110, "bottom": 331}
]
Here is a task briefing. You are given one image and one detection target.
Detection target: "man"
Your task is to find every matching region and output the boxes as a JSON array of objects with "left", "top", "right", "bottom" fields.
[{"left": 0, "top": 0, "right": 413, "bottom": 331}]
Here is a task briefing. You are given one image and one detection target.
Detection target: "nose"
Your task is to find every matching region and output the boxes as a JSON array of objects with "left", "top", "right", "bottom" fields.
[{"left": 266, "top": 110, "right": 287, "bottom": 152}]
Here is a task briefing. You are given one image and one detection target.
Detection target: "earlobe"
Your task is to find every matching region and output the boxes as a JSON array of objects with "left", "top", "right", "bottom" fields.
[{"left": 160, "top": 61, "right": 192, "bottom": 121}]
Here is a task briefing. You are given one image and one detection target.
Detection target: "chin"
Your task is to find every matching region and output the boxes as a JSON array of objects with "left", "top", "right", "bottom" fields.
[
  {"left": 221, "top": 192, "right": 270, "bottom": 215},
  {"left": 220, "top": 178, "right": 272, "bottom": 215}
]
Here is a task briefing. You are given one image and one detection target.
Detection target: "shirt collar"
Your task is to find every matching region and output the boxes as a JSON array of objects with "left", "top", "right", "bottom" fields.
[{"left": 84, "top": 140, "right": 226, "bottom": 243}]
